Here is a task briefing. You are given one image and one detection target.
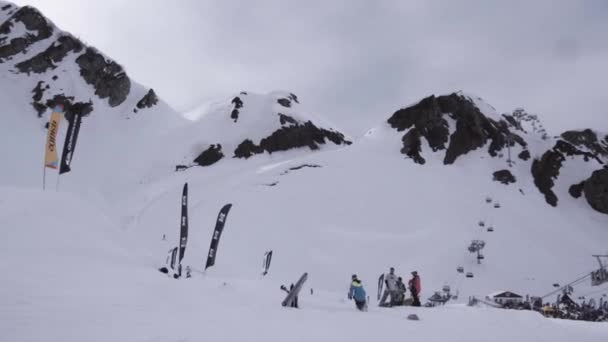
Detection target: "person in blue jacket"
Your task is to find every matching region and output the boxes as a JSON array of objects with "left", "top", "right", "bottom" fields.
[{"left": 348, "top": 274, "right": 368, "bottom": 311}]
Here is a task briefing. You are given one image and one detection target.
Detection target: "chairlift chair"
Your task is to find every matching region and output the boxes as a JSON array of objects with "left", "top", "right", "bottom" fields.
[
  {"left": 487, "top": 227, "right": 494, "bottom": 232},
  {"left": 478, "top": 221, "right": 485, "bottom": 227},
  {"left": 466, "top": 272, "right": 474, "bottom": 278},
  {"left": 494, "top": 203, "right": 501, "bottom": 208},
  {"left": 477, "top": 254, "right": 485, "bottom": 260},
  {"left": 457, "top": 266, "right": 464, "bottom": 273},
  {"left": 442, "top": 285, "right": 451, "bottom": 293}
]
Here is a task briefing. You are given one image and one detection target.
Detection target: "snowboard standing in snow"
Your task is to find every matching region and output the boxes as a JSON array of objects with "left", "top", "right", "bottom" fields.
[
  {"left": 262, "top": 250, "right": 273, "bottom": 276},
  {"left": 377, "top": 273, "right": 385, "bottom": 301},
  {"left": 281, "top": 272, "right": 308, "bottom": 308}
]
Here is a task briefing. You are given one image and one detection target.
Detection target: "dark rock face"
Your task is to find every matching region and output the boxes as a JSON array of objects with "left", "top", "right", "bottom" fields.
[
  {"left": 230, "top": 96, "right": 244, "bottom": 122},
  {"left": 75, "top": 48, "right": 130, "bottom": 107},
  {"left": 234, "top": 139, "right": 263, "bottom": 158},
  {"left": 569, "top": 181, "right": 585, "bottom": 199},
  {"left": 278, "top": 113, "right": 297, "bottom": 126},
  {"left": 288, "top": 93, "right": 299, "bottom": 104},
  {"left": 532, "top": 140, "right": 602, "bottom": 207},
  {"left": 518, "top": 149, "right": 531, "bottom": 161},
  {"left": 561, "top": 129, "right": 608, "bottom": 160},
  {"left": 234, "top": 121, "right": 351, "bottom": 159},
  {"left": 193, "top": 144, "right": 224, "bottom": 167},
  {"left": 31, "top": 81, "right": 48, "bottom": 116},
  {"left": 15, "top": 34, "right": 83, "bottom": 74},
  {"left": 584, "top": 168, "right": 608, "bottom": 214},
  {"left": 401, "top": 128, "right": 425, "bottom": 164},
  {"left": 0, "top": 6, "right": 53, "bottom": 61},
  {"left": 135, "top": 89, "right": 158, "bottom": 110},
  {"left": 387, "top": 93, "right": 525, "bottom": 165},
  {"left": 277, "top": 98, "right": 292, "bottom": 108},
  {"left": 493, "top": 169, "right": 516, "bottom": 185}
]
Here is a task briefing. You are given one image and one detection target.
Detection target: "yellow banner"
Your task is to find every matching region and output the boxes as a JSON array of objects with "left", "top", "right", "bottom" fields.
[{"left": 44, "top": 107, "right": 63, "bottom": 169}]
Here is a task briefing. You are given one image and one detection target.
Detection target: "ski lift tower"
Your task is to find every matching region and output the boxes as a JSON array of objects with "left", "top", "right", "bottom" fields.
[
  {"left": 468, "top": 240, "right": 486, "bottom": 264},
  {"left": 506, "top": 133, "right": 514, "bottom": 168},
  {"left": 591, "top": 255, "right": 608, "bottom": 286}
]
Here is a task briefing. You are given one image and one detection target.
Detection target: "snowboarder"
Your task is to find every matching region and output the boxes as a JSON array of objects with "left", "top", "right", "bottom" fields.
[
  {"left": 348, "top": 274, "right": 368, "bottom": 311},
  {"left": 379, "top": 267, "right": 398, "bottom": 307},
  {"left": 391, "top": 277, "right": 407, "bottom": 306},
  {"left": 408, "top": 271, "right": 422, "bottom": 307}
]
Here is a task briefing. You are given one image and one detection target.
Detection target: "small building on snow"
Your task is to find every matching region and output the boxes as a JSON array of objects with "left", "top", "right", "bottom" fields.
[{"left": 488, "top": 291, "right": 524, "bottom": 306}]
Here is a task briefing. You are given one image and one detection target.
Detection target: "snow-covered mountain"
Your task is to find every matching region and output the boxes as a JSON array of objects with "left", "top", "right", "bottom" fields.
[{"left": 1, "top": 2, "right": 607, "bottom": 342}]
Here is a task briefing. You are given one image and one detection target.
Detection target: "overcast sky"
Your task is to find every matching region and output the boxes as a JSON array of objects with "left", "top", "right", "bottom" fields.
[{"left": 14, "top": 0, "right": 608, "bottom": 135}]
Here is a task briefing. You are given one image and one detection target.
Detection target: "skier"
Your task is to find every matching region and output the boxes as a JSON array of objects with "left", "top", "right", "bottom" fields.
[
  {"left": 391, "top": 277, "right": 407, "bottom": 306},
  {"left": 408, "top": 271, "right": 422, "bottom": 307},
  {"left": 185, "top": 266, "right": 192, "bottom": 278},
  {"left": 379, "top": 267, "right": 398, "bottom": 307},
  {"left": 348, "top": 274, "right": 368, "bottom": 311}
]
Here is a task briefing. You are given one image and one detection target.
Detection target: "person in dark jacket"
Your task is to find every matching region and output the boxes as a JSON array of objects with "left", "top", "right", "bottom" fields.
[
  {"left": 348, "top": 274, "right": 368, "bottom": 311},
  {"left": 391, "top": 277, "right": 407, "bottom": 306},
  {"left": 408, "top": 271, "right": 422, "bottom": 307}
]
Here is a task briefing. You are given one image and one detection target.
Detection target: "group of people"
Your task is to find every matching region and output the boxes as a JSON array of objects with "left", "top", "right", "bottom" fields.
[{"left": 348, "top": 267, "right": 422, "bottom": 311}]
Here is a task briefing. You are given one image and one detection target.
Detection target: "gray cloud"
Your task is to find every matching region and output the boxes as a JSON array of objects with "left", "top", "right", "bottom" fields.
[{"left": 15, "top": 0, "right": 608, "bottom": 135}]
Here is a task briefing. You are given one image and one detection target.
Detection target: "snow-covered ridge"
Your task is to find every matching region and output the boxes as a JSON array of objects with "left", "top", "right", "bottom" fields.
[
  {"left": 383, "top": 92, "right": 607, "bottom": 215},
  {"left": 181, "top": 90, "right": 351, "bottom": 168}
]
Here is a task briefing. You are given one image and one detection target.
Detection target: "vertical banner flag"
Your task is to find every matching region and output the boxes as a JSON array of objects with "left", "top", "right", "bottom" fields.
[
  {"left": 44, "top": 105, "right": 63, "bottom": 169},
  {"left": 59, "top": 111, "right": 82, "bottom": 175},
  {"left": 204, "top": 203, "right": 233, "bottom": 270},
  {"left": 178, "top": 183, "right": 188, "bottom": 263}
]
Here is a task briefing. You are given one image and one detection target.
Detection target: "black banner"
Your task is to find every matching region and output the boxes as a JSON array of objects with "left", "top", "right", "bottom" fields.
[
  {"left": 59, "top": 112, "right": 82, "bottom": 175},
  {"left": 204, "top": 203, "right": 232, "bottom": 270},
  {"left": 178, "top": 183, "right": 188, "bottom": 263}
]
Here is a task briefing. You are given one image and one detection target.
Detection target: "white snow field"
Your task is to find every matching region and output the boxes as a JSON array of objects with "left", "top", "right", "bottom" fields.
[
  {"left": 1, "top": 186, "right": 607, "bottom": 342},
  {"left": 1, "top": 2, "right": 607, "bottom": 341}
]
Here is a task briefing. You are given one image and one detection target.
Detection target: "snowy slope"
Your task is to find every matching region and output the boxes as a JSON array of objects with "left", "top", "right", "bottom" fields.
[
  {"left": 1, "top": 2, "right": 608, "bottom": 342},
  {"left": 2, "top": 187, "right": 607, "bottom": 342}
]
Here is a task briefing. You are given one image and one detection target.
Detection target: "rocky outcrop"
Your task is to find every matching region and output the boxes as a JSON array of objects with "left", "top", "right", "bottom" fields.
[
  {"left": 234, "top": 139, "right": 264, "bottom": 159},
  {"left": 278, "top": 113, "right": 297, "bottom": 126},
  {"left": 31, "top": 81, "right": 48, "bottom": 116},
  {"left": 134, "top": 89, "right": 158, "bottom": 112},
  {"left": 532, "top": 140, "right": 602, "bottom": 207},
  {"left": 193, "top": 144, "right": 224, "bottom": 167},
  {"left": 569, "top": 181, "right": 585, "bottom": 199},
  {"left": 584, "top": 168, "right": 608, "bottom": 214},
  {"left": 387, "top": 93, "right": 525, "bottom": 165},
  {"left": 234, "top": 121, "right": 351, "bottom": 159},
  {"left": 75, "top": 48, "right": 130, "bottom": 107},
  {"left": 401, "top": 128, "right": 425, "bottom": 164},
  {"left": 15, "top": 34, "right": 83, "bottom": 74},
  {"left": 518, "top": 150, "right": 531, "bottom": 161},
  {"left": 230, "top": 96, "right": 244, "bottom": 122},
  {"left": 277, "top": 98, "right": 292, "bottom": 108},
  {"left": 493, "top": 169, "right": 516, "bottom": 185},
  {"left": 561, "top": 129, "right": 608, "bottom": 161},
  {"left": 0, "top": 6, "right": 53, "bottom": 61}
]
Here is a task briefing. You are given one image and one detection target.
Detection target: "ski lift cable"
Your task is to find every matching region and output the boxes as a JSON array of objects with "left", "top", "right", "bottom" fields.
[
  {"left": 540, "top": 273, "right": 593, "bottom": 299},
  {"left": 577, "top": 285, "right": 608, "bottom": 299}
]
